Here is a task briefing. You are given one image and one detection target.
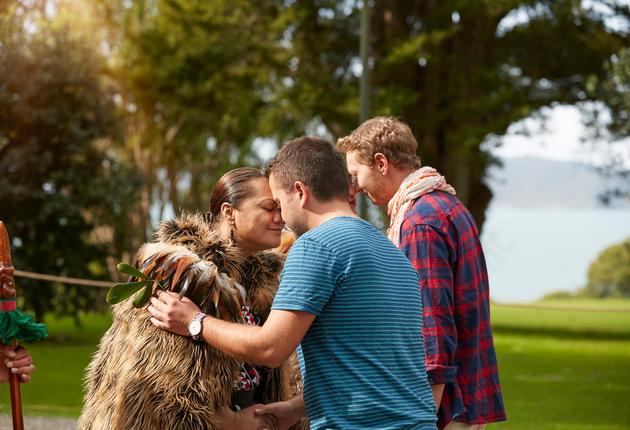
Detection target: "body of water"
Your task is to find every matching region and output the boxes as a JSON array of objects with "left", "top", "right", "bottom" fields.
[{"left": 480, "top": 206, "right": 630, "bottom": 302}]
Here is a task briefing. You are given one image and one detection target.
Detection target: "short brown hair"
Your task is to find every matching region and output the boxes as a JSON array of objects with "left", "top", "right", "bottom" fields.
[
  {"left": 337, "top": 116, "right": 421, "bottom": 168},
  {"left": 264, "top": 137, "right": 348, "bottom": 202}
]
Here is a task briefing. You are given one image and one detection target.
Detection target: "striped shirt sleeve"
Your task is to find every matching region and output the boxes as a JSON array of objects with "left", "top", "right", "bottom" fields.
[{"left": 271, "top": 238, "right": 340, "bottom": 316}]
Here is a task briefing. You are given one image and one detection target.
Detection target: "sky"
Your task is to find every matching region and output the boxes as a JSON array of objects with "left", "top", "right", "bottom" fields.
[{"left": 490, "top": 104, "right": 630, "bottom": 167}]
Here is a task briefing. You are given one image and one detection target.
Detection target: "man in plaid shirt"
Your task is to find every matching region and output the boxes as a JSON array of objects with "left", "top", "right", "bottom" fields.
[{"left": 338, "top": 117, "right": 506, "bottom": 429}]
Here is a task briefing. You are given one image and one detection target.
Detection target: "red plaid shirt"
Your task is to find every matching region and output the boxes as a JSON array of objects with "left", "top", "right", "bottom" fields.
[{"left": 398, "top": 191, "right": 506, "bottom": 429}]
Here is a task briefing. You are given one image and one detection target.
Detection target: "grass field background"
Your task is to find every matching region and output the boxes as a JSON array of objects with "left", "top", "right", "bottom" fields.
[
  {"left": 0, "top": 313, "right": 111, "bottom": 417},
  {"left": 491, "top": 301, "right": 630, "bottom": 430},
  {"left": 1, "top": 300, "right": 629, "bottom": 429}
]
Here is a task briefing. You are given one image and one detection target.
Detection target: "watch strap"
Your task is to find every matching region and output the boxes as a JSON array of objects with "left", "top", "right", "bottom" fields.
[{"left": 190, "top": 312, "right": 207, "bottom": 341}]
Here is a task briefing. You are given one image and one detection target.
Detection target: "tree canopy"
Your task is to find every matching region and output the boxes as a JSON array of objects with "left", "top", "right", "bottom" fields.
[
  {"left": 0, "top": 3, "right": 140, "bottom": 318},
  {"left": 584, "top": 237, "right": 630, "bottom": 298},
  {"left": 1, "top": 0, "right": 630, "bottom": 318}
]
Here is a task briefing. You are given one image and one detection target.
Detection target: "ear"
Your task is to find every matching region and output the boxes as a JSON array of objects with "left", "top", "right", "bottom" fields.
[
  {"left": 220, "top": 202, "right": 235, "bottom": 225},
  {"left": 293, "top": 181, "right": 309, "bottom": 207},
  {"left": 374, "top": 153, "right": 389, "bottom": 175}
]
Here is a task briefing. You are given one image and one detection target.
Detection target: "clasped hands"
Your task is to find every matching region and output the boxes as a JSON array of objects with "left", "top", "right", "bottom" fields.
[{"left": 226, "top": 401, "right": 302, "bottom": 430}]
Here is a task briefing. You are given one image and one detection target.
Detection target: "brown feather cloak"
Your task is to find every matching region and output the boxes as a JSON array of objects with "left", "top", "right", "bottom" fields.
[{"left": 78, "top": 214, "right": 293, "bottom": 430}]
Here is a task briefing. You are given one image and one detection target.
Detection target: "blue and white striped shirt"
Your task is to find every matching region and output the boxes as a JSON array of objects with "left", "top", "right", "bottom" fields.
[{"left": 272, "top": 216, "right": 436, "bottom": 430}]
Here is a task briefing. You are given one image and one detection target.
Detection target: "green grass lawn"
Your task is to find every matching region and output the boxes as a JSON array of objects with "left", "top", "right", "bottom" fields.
[
  {"left": 1, "top": 301, "right": 629, "bottom": 429},
  {"left": 0, "top": 312, "right": 112, "bottom": 417},
  {"left": 534, "top": 297, "right": 630, "bottom": 311},
  {"left": 491, "top": 302, "right": 630, "bottom": 430}
]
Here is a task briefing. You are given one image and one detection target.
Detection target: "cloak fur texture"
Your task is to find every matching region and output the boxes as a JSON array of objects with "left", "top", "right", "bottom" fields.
[{"left": 78, "top": 214, "right": 294, "bottom": 430}]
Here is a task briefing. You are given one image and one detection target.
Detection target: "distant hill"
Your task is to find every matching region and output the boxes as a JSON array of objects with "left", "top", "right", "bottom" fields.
[{"left": 485, "top": 157, "right": 629, "bottom": 209}]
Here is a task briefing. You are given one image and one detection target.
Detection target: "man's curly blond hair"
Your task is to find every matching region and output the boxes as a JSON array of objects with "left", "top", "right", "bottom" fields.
[{"left": 337, "top": 116, "right": 421, "bottom": 169}]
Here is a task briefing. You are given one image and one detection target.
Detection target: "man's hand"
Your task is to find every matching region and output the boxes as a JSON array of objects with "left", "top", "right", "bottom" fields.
[
  {"left": 235, "top": 404, "right": 278, "bottom": 430},
  {"left": 221, "top": 404, "right": 278, "bottom": 430},
  {"left": 147, "top": 290, "right": 201, "bottom": 336},
  {"left": 0, "top": 344, "right": 35, "bottom": 384},
  {"left": 254, "top": 395, "right": 306, "bottom": 430}
]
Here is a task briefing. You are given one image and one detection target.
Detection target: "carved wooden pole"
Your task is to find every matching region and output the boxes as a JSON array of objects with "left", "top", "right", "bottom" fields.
[{"left": 0, "top": 221, "right": 24, "bottom": 430}]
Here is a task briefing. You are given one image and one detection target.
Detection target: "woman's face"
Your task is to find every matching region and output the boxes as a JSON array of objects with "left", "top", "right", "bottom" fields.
[{"left": 232, "top": 177, "right": 284, "bottom": 252}]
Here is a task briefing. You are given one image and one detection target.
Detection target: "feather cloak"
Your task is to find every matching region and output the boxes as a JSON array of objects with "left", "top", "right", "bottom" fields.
[{"left": 78, "top": 214, "right": 293, "bottom": 430}]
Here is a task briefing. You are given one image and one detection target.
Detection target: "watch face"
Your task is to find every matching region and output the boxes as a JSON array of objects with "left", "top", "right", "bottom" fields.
[{"left": 189, "top": 319, "right": 201, "bottom": 336}]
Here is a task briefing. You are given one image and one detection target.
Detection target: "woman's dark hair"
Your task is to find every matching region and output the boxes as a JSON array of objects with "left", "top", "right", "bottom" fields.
[{"left": 204, "top": 167, "right": 265, "bottom": 225}]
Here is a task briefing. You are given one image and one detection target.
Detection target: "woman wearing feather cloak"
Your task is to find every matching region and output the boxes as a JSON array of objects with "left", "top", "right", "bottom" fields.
[{"left": 78, "top": 167, "right": 298, "bottom": 430}]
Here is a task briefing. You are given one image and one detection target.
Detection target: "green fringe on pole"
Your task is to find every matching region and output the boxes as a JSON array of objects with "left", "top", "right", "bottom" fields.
[{"left": 0, "top": 310, "right": 48, "bottom": 345}]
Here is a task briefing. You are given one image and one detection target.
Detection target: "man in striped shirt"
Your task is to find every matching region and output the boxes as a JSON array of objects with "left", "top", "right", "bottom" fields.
[
  {"left": 149, "top": 136, "right": 437, "bottom": 429},
  {"left": 338, "top": 117, "right": 506, "bottom": 430}
]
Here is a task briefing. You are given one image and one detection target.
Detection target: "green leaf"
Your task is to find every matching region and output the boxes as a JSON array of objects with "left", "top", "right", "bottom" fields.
[
  {"left": 107, "top": 281, "right": 153, "bottom": 304},
  {"left": 116, "top": 263, "right": 149, "bottom": 280},
  {"left": 132, "top": 283, "right": 154, "bottom": 308}
]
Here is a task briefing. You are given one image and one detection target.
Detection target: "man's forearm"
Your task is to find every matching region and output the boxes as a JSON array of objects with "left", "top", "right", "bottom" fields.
[
  {"left": 200, "top": 309, "right": 314, "bottom": 368},
  {"left": 200, "top": 316, "right": 275, "bottom": 366},
  {"left": 287, "top": 393, "right": 307, "bottom": 421},
  {"left": 148, "top": 291, "right": 309, "bottom": 367}
]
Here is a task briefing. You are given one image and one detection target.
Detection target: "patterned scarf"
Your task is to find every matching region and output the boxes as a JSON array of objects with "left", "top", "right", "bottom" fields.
[{"left": 387, "top": 167, "right": 456, "bottom": 247}]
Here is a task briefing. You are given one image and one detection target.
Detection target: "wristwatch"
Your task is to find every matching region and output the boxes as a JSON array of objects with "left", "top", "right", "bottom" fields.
[{"left": 188, "top": 312, "right": 207, "bottom": 341}]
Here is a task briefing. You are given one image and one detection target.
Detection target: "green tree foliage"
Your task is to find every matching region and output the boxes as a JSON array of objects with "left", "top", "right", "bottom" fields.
[
  {"left": 97, "top": 0, "right": 630, "bottom": 230},
  {"left": 280, "top": 0, "right": 630, "bottom": 227},
  {"left": 2, "top": 0, "right": 630, "bottom": 320},
  {"left": 260, "top": 1, "right": 361, "bottom": 138},
  {"left": 97, "top": 0, "right": 290, "bottom": 220},
  {"left": 0, "top": 3, "right": 141, "bottom": 320},
  {"left": 584, "top": 47, "right": 630, "bottom": 204},
  {"left": 584, "top": 237, "right": 630, "bottom": 297},
  {"left": 597, "top": 49, "right": 630, "bottom": 138}
]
